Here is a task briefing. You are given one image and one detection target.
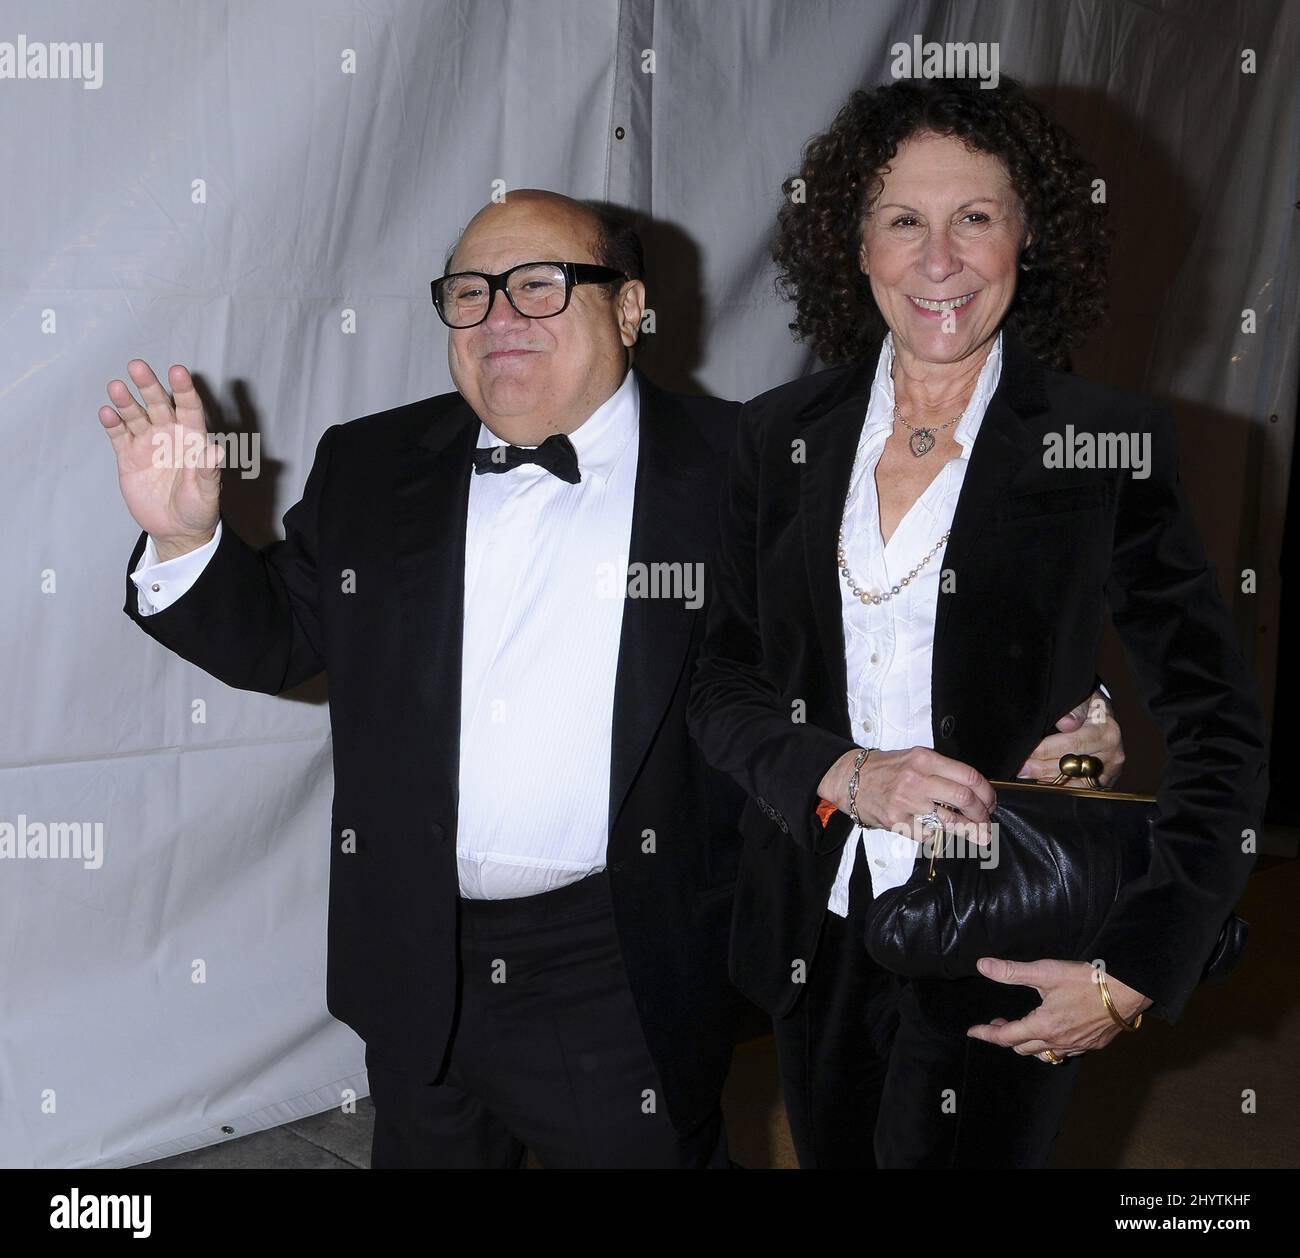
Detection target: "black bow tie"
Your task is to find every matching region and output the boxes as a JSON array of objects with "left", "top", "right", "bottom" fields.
[{"left": 472, "top": 433, "right": 581, "bottom": 484}]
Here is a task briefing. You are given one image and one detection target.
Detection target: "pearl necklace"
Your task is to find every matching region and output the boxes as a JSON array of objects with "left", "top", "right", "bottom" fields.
[{"left": 836, "top": 525, "right": 951, "bottom": 605}]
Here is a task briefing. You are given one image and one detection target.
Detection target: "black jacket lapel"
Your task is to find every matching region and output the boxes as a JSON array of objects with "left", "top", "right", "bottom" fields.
[
  {"left": 393, "top": 396, "right": 479, "bottom": 816},
  {"left": 608, "top": 369, "right": 716, "bottom": 836},
  {"left": 795, "top": 358, "right": 876, "bottom": 732},
  {"left": 931, "top": 322, "right": 1049, "bottom": 656}
]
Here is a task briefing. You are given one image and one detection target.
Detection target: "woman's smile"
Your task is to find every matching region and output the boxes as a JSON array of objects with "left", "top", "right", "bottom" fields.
[{"left": 906, "top": 291, "right": 979, "bottom": 317}]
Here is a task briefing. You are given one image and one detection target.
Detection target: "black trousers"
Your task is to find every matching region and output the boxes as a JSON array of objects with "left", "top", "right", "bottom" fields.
[
  {"left": 772, "top": 853, "right": 1082, "bottom": 1168},
  {"left": 366, "top": 870, "right": 728, "bottom": 1169}
]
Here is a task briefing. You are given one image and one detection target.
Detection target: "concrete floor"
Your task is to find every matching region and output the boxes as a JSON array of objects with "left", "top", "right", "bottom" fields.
[{"left": 140, "top": 855, "right": 1299, "bottom": 1170}]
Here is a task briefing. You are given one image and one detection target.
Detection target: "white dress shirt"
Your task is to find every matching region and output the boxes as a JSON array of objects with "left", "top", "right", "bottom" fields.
[
  {"left": 828, "top": 329, "right": 1003, "bottom": 916},
  {"left": 131, "top": 368, "right": 641, "bottom": 901},
  {"left": 455, "top": 368, "right": 638, "bottom": 897}
]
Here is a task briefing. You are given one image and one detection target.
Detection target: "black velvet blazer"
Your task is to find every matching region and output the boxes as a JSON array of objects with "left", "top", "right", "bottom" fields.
[{"left": 688, "top": 321, "right": 1268, "bottom": 1032}]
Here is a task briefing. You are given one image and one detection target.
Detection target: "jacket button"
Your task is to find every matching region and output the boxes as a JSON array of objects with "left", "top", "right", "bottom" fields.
[{"left": 940, "top": 715, "right": 956, "bottom": 739}]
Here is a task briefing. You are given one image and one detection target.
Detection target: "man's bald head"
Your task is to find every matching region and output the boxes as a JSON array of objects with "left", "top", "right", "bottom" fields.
[
  {"left": 447, "top": 190, "right": 625, "bottom": 274},
  {"left": 442, "top": 190, "right": 645, "bottom": 442}
]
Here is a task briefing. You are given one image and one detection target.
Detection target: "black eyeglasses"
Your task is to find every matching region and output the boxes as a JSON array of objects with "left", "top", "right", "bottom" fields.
[{"left": 430, "top": 261, "right": 628, "bottom": 328}]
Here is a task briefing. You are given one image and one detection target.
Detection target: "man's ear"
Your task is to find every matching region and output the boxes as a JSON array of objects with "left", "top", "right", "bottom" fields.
[{"left": 616, "top": 278, "right": 647, "bottom": 348}]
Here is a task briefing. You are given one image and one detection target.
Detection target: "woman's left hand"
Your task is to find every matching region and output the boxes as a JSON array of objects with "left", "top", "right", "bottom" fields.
[
  {"left": 1019, "top": 688, "right": 1125, "bottom": 786},
  {"left": 965, "top": 957, "right": 1153, "bottom": 1058}
]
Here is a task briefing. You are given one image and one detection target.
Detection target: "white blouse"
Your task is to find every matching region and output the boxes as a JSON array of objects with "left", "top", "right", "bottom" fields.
[{"left": 828, "top": 329, "right": 1003, "bottom": 916}]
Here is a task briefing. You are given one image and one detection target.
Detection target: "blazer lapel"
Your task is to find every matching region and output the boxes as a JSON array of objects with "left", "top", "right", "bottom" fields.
[
  {"left": 393, "top": 396, "right": 479, "bottom": 813},
  {"left": 932, "top": 322, "right": 1049, "bottom": 656},
  {"left": 607, "top": 369, "right": 715, "bottom": 835},
  {"left": 796, "top": 358, "right": 876, "bottom": 732}
]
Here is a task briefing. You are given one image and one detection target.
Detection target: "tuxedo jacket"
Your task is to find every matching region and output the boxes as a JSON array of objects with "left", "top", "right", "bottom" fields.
[
  {"left": 123, "top": 367, "right": 747, "bottom": 1132},
  {"left": 687, "top": 321, "right": 1269, "bottom": 1033}
]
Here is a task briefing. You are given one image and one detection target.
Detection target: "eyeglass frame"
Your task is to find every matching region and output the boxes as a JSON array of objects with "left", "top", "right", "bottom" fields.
[{"left": 430, "top": 260, "right": 629, "bottom": 328}]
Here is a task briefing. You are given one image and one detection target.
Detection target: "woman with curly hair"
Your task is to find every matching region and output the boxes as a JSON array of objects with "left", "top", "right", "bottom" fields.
[{"left": 688, "top": 75, "right": 1267, "bottom": 1168}]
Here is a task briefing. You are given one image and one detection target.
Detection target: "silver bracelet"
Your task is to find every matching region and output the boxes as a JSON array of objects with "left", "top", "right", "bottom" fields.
[{"left": 846, "top": 747, "right": 873, "bottom": 828}]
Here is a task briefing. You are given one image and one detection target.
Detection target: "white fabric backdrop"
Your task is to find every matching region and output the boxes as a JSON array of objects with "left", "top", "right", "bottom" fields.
[{"left": 1, "top": 0, "right": 1294, "bottom": 1167}]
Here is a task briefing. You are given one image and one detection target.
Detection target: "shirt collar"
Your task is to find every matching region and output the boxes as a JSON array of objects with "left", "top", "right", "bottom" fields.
[
  {"left": 867, "top": 329, "right": 1004, "bottom": 459},
  {"left": 474, "top": 367, "right": 639, "bottom": 485}
]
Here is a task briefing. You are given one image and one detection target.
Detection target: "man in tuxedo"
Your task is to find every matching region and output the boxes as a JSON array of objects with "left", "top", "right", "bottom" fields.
[
  {"left": 104, "top": 190, "right": 747, "bottom": 1168},
  {"left": 102, "top": 189, "right": 1122, "bottom": 1168}
]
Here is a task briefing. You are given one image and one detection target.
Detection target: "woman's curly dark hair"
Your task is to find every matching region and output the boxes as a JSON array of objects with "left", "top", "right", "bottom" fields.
[{"left": 773, "top": 75, "right": 1110, "bottom": 370}]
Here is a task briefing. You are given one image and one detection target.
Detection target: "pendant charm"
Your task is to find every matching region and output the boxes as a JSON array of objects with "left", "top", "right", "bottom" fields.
[{"left": 909, "top": 428, "right": 936, "bottom": 457}]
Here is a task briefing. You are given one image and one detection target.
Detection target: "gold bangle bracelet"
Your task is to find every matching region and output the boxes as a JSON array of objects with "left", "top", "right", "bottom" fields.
[{"left": 1097, "top": 970, "right": 1143, "bottom": 1032}]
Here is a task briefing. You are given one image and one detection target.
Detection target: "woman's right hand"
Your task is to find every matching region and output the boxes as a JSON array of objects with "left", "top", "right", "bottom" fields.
[
  {"left": 99, "top": 360, "right": 223, "bottom": 561},
  {"left": 817, "top": 746, "right": 996, "bottom": 845}
]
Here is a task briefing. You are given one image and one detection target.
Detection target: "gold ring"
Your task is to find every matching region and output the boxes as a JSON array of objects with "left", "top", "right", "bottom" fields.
[{"left": 1040, "top": 1049, "right": 1064, "bottom": 1065}]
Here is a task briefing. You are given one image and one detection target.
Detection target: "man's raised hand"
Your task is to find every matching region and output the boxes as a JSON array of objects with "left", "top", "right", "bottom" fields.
[{"left": 99, "top": 360, "right": 222, "bottom": 561}]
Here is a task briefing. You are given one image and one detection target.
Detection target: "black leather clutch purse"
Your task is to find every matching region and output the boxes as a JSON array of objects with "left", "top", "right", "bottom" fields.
[{"left": 861, "top": 755, "right": 1248, "bottom": 982}]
